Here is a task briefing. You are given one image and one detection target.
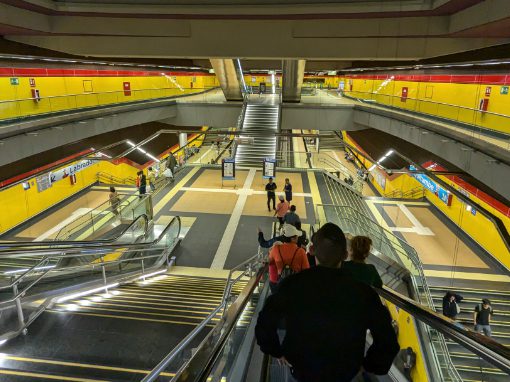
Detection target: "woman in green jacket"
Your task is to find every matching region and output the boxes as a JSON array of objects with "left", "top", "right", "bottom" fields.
[{"left": 343, "top": 236, "right": 383, "bottom": 288}]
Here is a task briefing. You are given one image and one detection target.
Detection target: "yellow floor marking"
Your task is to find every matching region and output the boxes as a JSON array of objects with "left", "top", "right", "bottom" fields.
[
  {"left": 131, "top": 283, "right": 227, "bottom": 295},
  {"left": 120, "top": 286, "right": 223, "bottom": 300},
  {"left": 91, "top": 248, "right": 126, "bottom": 263},
  {"left": 429, "top": 285, "right": 510, "bottom": 295},
  {"left": 74, "top": 301, "right": 221, "bottom": 316},
  {"left": 55, "top": 304, "right": 220, "bottom": 321},
  {"left": 424, "top": 270, "right": 510, "bottom": 282},
  {"left": 0, "top": 355, "right": 174, "bottom": 377},
  {"left": 154, "top": 166, "right": 200, "bottom": 214},
  {"left": 0, "top": 369, "right": 107, "bottom": 382},
  {"left": 96, "top": 293, "right": 220, "bottom": 307},
  {"left": 47, "top": 310, "right": 215, "bottom": 327},
  {"left": 307, "top": 171, "right": 324, "bottom": 224}
]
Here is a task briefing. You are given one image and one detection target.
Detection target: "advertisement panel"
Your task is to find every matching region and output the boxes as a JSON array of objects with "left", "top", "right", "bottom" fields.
[{"left": 409, "top": 165, "right": 451, "bottom": 206}]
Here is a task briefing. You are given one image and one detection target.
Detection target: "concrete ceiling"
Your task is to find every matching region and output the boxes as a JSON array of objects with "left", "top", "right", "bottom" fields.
[{"left": 0, "top": 0, "right": 509, "bottom": 62}]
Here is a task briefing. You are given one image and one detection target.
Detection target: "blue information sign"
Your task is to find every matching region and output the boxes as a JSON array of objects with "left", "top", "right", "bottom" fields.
[
  {"left": 262, "top": 158, "right": 276, "bottom": 179},
  {"left": 222, "top": 158, "right": 235, "bottom": 180},
  {"left": 409, "top": 165, "right": 452, "bottom": 206}
]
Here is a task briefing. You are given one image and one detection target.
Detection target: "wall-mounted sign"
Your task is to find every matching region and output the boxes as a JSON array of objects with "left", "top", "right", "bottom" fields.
[
  {"left": 485, "top": 86, "right": 492, "bottom": 97},
  {"left": 501, "top": 86, "right": 509, "bottom": 95},
  {"left": 262, "top": 158, "right": 276, "bottom": 179},
  {"left": 36, "top": 174, "right": 52, "bottom": 193},
  {"left": 222, "top": 158, "right": 235, "bottom": 180},
  {"left": 50, "top": 159, "right": 94, "bottom": 184},
  {"left": 123, "top": 81, "right": 131, "bottom": 96},
  {"left": 22, "top": 182, "right": 30, "bottom": 191},
  {"left": 10, "top": 78, "right": 19, "bottom": 85},
  {"left": 401, "top": 87, "right": 408, "bottom": 102},
  {"left": 409, "top": 165, "right": 452, "bottom": 206},
  {"left": 29, "top": 78, "right": 36, "bottom": 87}
]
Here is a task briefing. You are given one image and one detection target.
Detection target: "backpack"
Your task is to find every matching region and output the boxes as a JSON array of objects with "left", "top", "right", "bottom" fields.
[{"left": 277, "top": 246, "right": 299, "bottom": 282}]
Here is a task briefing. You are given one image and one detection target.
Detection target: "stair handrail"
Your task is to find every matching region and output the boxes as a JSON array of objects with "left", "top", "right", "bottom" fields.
[
  {"left": 96, "top": 171, "right": 137, "bottom": 185},
  {"left": 141, "top": 251, "right": 266, "bottom": 382},
  {"left": 0, "top": 215, "right": 181, "bottom": 343},
  {"left": 0, "top": 211, "right": 150, "bottom": 251},
  {"left": 231, "top": 95, "right": 248, "bottom": 159},
  {"left": 54, "top": 191, "right": 148, "bottom": 241}
]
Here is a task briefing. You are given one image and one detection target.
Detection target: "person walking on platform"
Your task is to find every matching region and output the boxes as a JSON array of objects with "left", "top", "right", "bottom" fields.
[
  {"left": 256, "top": 223, "right": 399, "bottom": 382},
  {"left": 442, "top": 291, "right": 463, "bottom": 320},
  {"left": 137, "top": 171, "right": 147, "bottom": 198},
  {"left": 284, "top": 178, "right": 293, "bottom": 202},
  {"left": 343, "top": 236, "right": 383, "bottom": 288},
  {"left": 109, "top": 186, "right": 121, "bottom": 216},
  {"left": 474, "top": 299, "right": 494, "bottom": 337},
  {"left": 265, "top": 177, "right": 277, "bottom": 211},
  {"left": 167, "top": 153, "right": 177, "bottom": 174},
  {"left": 274, "top": 195, "right": 289, "bottom": 230},
  {"left": 283, "top": 205, "right": 301, "bottom": 227},
  {"left": 148, "top": 167, "right": 157, "bottom": 192}
]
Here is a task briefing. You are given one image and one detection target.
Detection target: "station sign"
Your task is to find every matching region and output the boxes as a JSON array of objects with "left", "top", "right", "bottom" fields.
[
  {"left": 50, "top": 159, "right": 94, "bottom": 184},
  {"left": 222, "top": 158, "right": 235, "bottom": 180},
  {"left": 501, "top": 86, "right": 509, "bottom": 95},
  {"left": 409, "top": 165, "right": 452, "bottom": 206}
]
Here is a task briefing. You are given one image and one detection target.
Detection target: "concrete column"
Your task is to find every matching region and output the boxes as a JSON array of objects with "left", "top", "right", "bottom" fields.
[
  {"left": 282, "top": 59, "right": 306, "bottom": 103},
  {"left": 179, "top": 132, "right": 188, "bottom": 148},
  {"left": 210, "top": 59, "right": 243, "bottom": 101}
]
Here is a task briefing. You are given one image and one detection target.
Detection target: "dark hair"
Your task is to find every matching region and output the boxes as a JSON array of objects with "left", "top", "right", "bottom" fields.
[
  {"left": 148, "top": 167, "right": 153, "bottom": 171},
  {"left": 137, "top": 171, "right": 142, "bottom": 175},
  {"left": 269, "top": 177, "right": 273, "bottom": 181},
  {"left": 110, "top": 186, "right": 116, "bottom": 193},
  {"left": 350, "top": 236, "right": 372, "bottom": 262},
  {"left": 312, "top": 223, "right": 347, "bottom": 267},
  {"left": 290, "top": 205, "right": 296, "bottom": 212}
]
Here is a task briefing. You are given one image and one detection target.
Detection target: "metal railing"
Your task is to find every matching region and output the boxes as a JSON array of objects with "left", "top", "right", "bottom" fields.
[
  {"left": 0, "top": 86, "right": 219, "bottom": 123},
  {"left": 384, "top": 186, "right": 426, "bottom": 199},
  {"left": 0, "top": 215, "right": 181, "bottom": 343},
  {"left": 141, "top": 250, "right": 266, "bottom": 382},
  {"left": 96, "top": 171, "right": 136, "bottom": 185},
  {"left": 340, "top": 89, "right": 510, "bottom": 140}
]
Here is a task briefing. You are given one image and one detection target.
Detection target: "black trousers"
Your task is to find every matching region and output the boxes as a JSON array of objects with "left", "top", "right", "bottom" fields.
[{"left": 267, "top": 192, "right": 276, "bottom": 210}]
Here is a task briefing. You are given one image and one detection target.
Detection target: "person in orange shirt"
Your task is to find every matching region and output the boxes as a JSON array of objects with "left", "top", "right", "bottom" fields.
[
  {"left": 268, "top": 224, "right": 310, "bottom": 292},
  {"left": 274, "top": 195, "right": 290, "bottom": 230}
]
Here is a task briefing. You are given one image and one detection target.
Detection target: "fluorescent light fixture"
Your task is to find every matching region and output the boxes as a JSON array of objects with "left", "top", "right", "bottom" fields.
[
  {"left": 384, "top": 150, "right": 394, "bottom": 157},
  {"left": 368, "top": 164, "right": 376, "bottom": 171},
  {"left": 0, "top": 340, "right": 7, "bottom": 346},
  {"left": 57, "top": 283, "right": 119, "bottom": 303},
  {"left": 127, "top": 140, "right": 136, "bottom": 147},
  {"left": 137, "top": 147, "right": 147, "bottom": 154}
]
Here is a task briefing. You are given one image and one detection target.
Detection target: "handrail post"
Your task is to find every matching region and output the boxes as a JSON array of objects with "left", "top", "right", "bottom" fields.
[
  {"left": 141, "top": 259, "right": 145, "bottom": 281},
  {"left": 100, "top": 260, "right": 108, "bottom": 293},
  {"left": 12, "top": 283, "right": 26, "bottom": 333}
]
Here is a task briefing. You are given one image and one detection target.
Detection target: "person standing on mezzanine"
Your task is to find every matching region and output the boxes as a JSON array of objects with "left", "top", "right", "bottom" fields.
[{"left": 266, "top": 177, "right": 277, "bottom": 212}]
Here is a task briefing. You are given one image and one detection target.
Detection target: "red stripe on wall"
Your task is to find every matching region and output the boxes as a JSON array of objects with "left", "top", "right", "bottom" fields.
[
  {"left": 0, "top": 149, "right": 93, "bottom": 188},
  {"left": 0, "top": 67, "right": 214, "bottom": 78},
  {"left": 345, "top": 74, "right": 510, "bottom": 86}
]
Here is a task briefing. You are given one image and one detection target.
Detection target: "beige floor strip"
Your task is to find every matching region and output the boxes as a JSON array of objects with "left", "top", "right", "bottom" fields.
[
  {"left": 424, "top": 270, "right": 510, "bottom": 282},
  {"left": 154, "top": 167, "right": 200, "bottom": 214}
]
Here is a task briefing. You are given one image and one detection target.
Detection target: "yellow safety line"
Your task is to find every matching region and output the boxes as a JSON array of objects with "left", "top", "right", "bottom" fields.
[
  {"left": 0, "top": 355, "right": 175, "bottom": 377},
  {"left": 0, "top": 369, "right": 108, "bottom": 382},
  {"left": 130, "top": 284, "right": 227, "bottom": 297},
  {"left": 95, "top": 293, "right": 220, "bottom": 307},
  {"left": 119, "top": 286, "right": 223, "bottom": 301},
  {"left": 154, "top": 166, "right": 200, "bottom": 214},
  {"left": 307, "top": 171, "right": 325, "bottom": 224},
  {"left": 72, "top": 301, "right": 222, "bottom": 316},
  {"left": 369, "top": 200, "right": 430, "bottom": 206},
  {"left": 424, "top": 270, "right": 510, "bottom": 282},
  {"left": 47, "top": 310, "right": 215, "bottom": 327},
  {"left": 54, "top": 305, "right": 220, "bottom": 321},
  {"left": 429, "top": 285, "right": 510, "bottom": 295}
]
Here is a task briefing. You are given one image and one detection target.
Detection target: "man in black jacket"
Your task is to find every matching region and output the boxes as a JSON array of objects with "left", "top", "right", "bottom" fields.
[{"left": 256, "top": 223, "right": 399, "bottom": 382}]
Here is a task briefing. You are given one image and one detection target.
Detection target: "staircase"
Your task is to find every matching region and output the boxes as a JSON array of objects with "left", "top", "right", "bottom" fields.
[
  {"left": 0, "top": 272, "right": 249, "bottom": 381},
  {"left": 429, "top": 285, "right": 510, "bottom": 382},
  {"left": 318, "top": 130, "right": 343, "bottom": 151},
  {"left": 235, "top": 103, "right": 279, "bottom": 167},
  {"left": 323, "top": 173, "right": 371, "bottom": 217}
]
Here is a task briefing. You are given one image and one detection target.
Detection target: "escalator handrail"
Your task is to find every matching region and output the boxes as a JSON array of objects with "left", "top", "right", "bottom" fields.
[
  {"left": 0, "top": 215, "right": 179, "bottom": 263},
  {"left": 0, "top": 216, "right": 181, "bottom": 301},
  {"left": 377, "top": 285, "right": 510, "bottom": 375},
  {"left": 0, "top": 211, "right": 150, "bottom": 250}
]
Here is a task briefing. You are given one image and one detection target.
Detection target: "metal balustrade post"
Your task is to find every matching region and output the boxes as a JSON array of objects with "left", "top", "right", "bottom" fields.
[
  {"left": 141, "top": 259, "right": 145, "bottom": 281},
  {"left": 12, "top": 283, "right": 26, "bottom": 333}
]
